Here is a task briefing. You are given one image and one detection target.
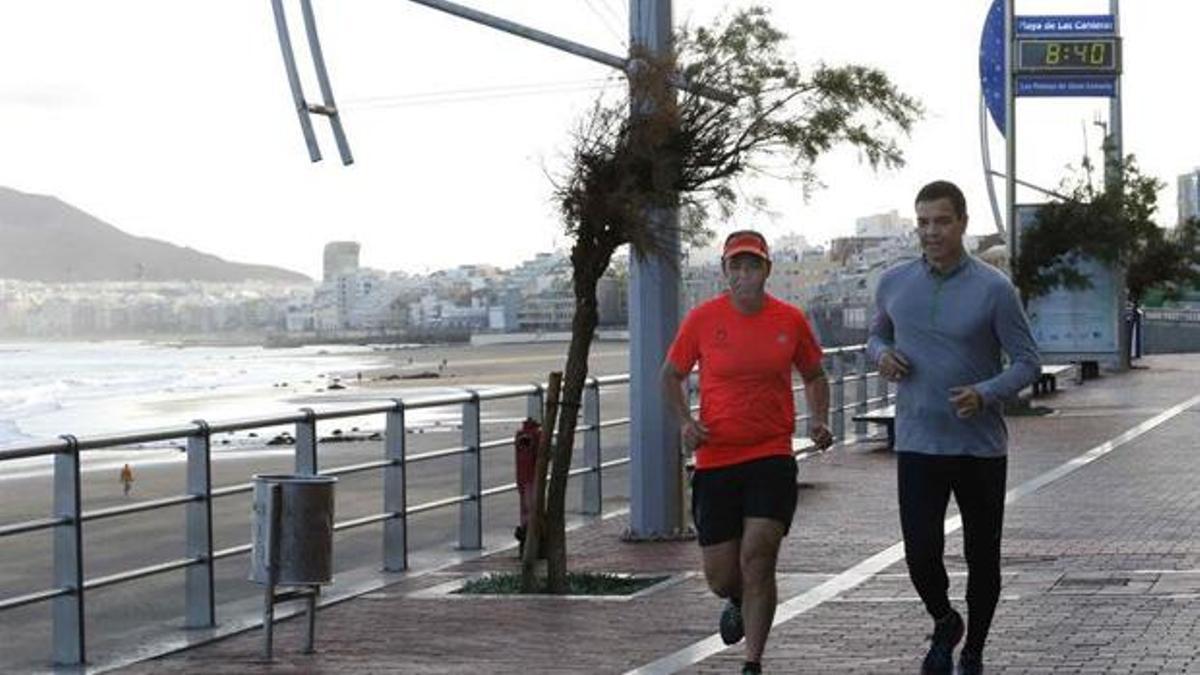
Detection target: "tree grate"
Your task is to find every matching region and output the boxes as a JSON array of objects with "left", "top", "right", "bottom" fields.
[{"left": 1056, "top": 576, "right": 1131, "bottom": 588}]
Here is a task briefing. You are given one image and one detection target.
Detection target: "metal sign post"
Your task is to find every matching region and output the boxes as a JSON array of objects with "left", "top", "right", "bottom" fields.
[
  {"left": 980, "top": 1, "right": 1125, "bottom": 368},
  {"left": 1108, "top": 0, "right": 1128, "bottom": 368}
]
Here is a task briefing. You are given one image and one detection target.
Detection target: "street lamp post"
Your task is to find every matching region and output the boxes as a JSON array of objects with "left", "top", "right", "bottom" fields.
[{"left": 626, "top": 0, "right": 684, "bottom": 539}]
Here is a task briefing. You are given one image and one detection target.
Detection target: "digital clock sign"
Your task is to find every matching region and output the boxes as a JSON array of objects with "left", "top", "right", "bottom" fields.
[{"left": 1016, "top": 38, "right": 1120, "bottom": 74}]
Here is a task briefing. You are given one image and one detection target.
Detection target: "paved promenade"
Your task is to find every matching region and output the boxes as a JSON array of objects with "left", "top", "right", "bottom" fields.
[{"left": 123, "top": 354, "right": 1200, "bottom": 674}]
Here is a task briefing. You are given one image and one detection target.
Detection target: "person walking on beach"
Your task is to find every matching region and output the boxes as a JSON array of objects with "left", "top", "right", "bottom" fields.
[
  {"left": 662, "top": 229, "right": 833, "bottom": 675},
  {"left": 119, "top": 463, "right": 135, "bottom": 497},
  {"left": 868, "top": 180, "right": 1040, "bottom": 675}
]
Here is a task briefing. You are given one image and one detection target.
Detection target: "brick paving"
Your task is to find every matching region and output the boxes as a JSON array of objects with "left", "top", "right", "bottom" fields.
[{"left": 124, "top": 354, "right": 1200, "bottom": 674}]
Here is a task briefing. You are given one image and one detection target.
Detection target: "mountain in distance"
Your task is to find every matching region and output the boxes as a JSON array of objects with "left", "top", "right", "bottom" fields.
[{"left": 0, "top": 186, "right": 310, "bottom": 283}]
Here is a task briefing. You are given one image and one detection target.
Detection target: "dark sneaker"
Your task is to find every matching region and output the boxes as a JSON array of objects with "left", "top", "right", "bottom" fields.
[
  {"left": 958, "top": 646, "right": 983, "bottom": 675},
  {"left": 921, "top": 608, "right": 963, "bottom": 675},
  {"left": 719, "top": 599, "right": 744, "bottom": 645},
  {"left": 741, "top": 661, "right": 762, "bottom": 674}
]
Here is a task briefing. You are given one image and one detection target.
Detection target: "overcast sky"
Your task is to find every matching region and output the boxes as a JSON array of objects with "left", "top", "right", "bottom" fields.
[{"left": 1, "top": 0, "right": 1196, "bottom": 279}]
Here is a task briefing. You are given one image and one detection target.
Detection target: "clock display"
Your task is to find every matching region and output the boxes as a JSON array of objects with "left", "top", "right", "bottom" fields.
[{"left": 1017, "top": 38, "right": 1119, "bottom": 73}]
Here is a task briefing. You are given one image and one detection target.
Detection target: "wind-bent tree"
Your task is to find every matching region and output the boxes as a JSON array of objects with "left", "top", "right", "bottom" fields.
[{"left": 522, "top": 6, "right": 923, "bottom": 594}]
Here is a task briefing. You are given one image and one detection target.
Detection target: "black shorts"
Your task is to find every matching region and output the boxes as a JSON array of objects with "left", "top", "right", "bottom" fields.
[{"left": 690, "top": 455, "right": 799, "bottom": 546}]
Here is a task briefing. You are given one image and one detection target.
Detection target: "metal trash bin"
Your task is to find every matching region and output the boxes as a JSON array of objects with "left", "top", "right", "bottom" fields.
[
  {"left": 251, "top": 474, "right": 336, "bottom": 584},
  {"left": 250, "top": 473, "right": 336, "bottom": 658}
]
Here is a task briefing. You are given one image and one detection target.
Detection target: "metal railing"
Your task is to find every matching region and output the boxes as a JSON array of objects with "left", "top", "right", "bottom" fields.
[
  {"left": 0, "top": 343, "right": 886, "bottom": 666},
  {"left": 1143, "top": 308, "right": 1200, "bottom": 323}
]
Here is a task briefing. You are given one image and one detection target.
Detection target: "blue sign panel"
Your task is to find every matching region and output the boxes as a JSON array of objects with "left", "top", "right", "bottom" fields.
[
  {"left": 1016, "top": 76, "right": 1116, "bottom": 97},
  {"left": 1016, "top": 15, "right": 1116, "bottom": 36},
  {"left": 980, "top": 9, "right": 1120, "bottom": 130},
  {"left": 1018, "top": 205, "right": 1119, "bottom": 358},
  {"left": 979, "top": 0, "right": 1005, "bottom": 134}
]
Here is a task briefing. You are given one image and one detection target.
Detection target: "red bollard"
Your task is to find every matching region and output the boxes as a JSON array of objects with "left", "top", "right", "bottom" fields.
[{"left": 513, "top": 418, "right": 541, "bottom": 555}]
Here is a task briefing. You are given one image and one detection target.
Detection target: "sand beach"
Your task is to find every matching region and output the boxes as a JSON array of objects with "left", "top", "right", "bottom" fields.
[{"left": 0, "top": 338, "right": 634, "bottom": 670}]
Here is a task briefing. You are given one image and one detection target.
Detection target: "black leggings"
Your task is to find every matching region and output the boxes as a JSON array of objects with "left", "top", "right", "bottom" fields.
[{"left": 898, "top": 452, "right": 1007, "bottom": 651}]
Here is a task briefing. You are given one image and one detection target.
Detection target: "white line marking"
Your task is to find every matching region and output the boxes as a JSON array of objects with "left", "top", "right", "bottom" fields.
[
  {"left": 829, "top": 594, "right": 1022, "bottom": 603},
  {"left": 625, "top": 393, "right": 1200, "bottom": 675}
]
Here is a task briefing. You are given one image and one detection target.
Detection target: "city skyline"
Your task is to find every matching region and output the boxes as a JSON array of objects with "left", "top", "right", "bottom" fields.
[{"left": 2, "top": 1, "right": 1197, "bottom": 279}]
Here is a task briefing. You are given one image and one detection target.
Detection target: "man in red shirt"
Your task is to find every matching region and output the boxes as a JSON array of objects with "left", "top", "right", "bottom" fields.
[{"left": 661, "top": 230, "right": 833, "bottom": 675}]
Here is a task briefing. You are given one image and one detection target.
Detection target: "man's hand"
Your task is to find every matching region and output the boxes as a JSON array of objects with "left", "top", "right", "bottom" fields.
[
  {"left": 879, "top": 349, "right": 911, "bottom": 382},
  {"left": 949, "top": 386, "right": 984, "bottom": 418},
  {"left": 681, "top": 417, "right": 709, "bottom": 450},
  {"left": 809, "top": 422, "right": 834, "bottom": 451}
]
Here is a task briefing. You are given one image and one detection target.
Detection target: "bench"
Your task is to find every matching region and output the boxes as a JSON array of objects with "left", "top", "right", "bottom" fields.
[
  {"left": 1033, "top": 363, "right": 1076, "bottom": 396},
  {"left": 852, "top": 404, "right": 896, "bottom": 449}
]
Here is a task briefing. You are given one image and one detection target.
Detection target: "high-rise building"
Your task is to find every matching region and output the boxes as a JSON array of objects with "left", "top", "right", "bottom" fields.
[
  {"left": 1178, "top": 169, "right": 1200, "bottom": 224},
  {"left": 323, "top": 241, "right": 361, "bottom": 282}
]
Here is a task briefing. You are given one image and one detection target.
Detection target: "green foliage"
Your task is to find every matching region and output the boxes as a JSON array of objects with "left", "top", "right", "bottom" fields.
[
  {"left": 456, "top": 572, "right": 667, "bottom": 596},
  {"left": 1128, "top": 217, "right": 1200, "bottom": 306},
  {"left": 553, "top": 5, "right": 923, "bottom": 267},
  {"left": 1015, "top": 155, "right": 1200, "bottom": 306}
]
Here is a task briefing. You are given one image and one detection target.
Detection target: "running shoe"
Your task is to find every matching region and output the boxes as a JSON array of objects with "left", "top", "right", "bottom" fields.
[
  {"left": 719, "top": 598, "right": 744, "bottom": 645},
  {"left": 921, "top": 608, "right": 963, "bottom": 675},
  {"left": 958, "top": 646, "right": 983, "bottom": 675}
]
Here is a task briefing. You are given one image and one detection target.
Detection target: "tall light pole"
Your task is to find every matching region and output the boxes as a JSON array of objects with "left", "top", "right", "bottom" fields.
[
  {"left": 1108, "top": 0, "right": 1123, "bottom": 183},
  {"left": 1109, "top": 0, "right": 1129, "bottom": 370},
  {"left": 1106, "top": 0, "right": 1124, "bottom": 198},
  {"left": 626, "top": 0, "right": 684, "bottom": 538}
]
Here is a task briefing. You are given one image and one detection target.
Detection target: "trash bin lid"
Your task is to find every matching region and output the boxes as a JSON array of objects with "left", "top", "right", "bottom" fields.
[{"left": 252, "top": 473, "right": 337, "bottom": 484}]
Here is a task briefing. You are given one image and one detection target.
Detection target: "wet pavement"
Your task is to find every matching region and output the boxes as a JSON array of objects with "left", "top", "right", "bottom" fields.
[{"left": 109, "top": 354, "right": 1200, "bottom": 674}]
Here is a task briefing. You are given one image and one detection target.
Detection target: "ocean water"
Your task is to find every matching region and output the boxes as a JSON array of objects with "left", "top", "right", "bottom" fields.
[
  {"left": 0, "top": 340, "right": 392, "bottom": 447},
  {"left": 0, "top": 341, "right": 537, "bottom": 481}
]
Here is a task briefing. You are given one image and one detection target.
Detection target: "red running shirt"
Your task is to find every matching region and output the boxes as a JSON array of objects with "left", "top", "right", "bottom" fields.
[{"left": 667, "top": 293, "right": 823, "bottom": 469}]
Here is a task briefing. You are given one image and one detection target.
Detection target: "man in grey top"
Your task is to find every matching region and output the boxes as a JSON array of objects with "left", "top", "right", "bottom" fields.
[{"left": 868, "top": 180, "right": 1040, "bottom": 675}]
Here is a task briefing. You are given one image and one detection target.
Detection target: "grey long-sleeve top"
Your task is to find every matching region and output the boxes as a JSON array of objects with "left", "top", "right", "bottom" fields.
[{"left": 867, "top": 255, "right": 1041, "bottom": 457}]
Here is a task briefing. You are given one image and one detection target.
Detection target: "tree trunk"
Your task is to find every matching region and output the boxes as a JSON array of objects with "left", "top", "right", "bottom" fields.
[
  {"left": 520, "top": 371, "right": 562, "bottom": 593},
  {"left": 543, "top": 270, "right": 601, "bottom": 594}
]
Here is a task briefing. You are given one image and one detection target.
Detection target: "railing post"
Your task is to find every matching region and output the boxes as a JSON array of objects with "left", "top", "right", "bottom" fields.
[
  {"left": 686, "top": 371, "right": 698, "bottom": 414},
  {"left": 581, "top": 377, "right": 601, "bottom": 516},
  {"left": 53, "top": 435, "right": 85, "bottom": 666},
  {"left": 831, "top": 352, "right": 846, "bottom": 441},
  {"left": 295, "top": 407, "right": 318, "bottom": 475},
  {"left": 383, "top": 400, "right": 408, "bottom": 572},
  {"left": 459, "top": 391, "right": 482, "bottom": 550},
  {"left": 185, "top": 421, "right": 216, "bottom": 628},
  {"left": 875, "top": 355, "right": 890, "bottom": 406},
  {"left": 854, "top": 351, "right": 868, "bottom": 437},
  {"left": 526, "top": 384, "right": 544, "bottom": 425}
]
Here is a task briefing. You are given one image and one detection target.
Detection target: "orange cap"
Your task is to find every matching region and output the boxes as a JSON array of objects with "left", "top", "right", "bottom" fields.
[{"left": 722, "top": 232, "right": 769, "bottom": 261}]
